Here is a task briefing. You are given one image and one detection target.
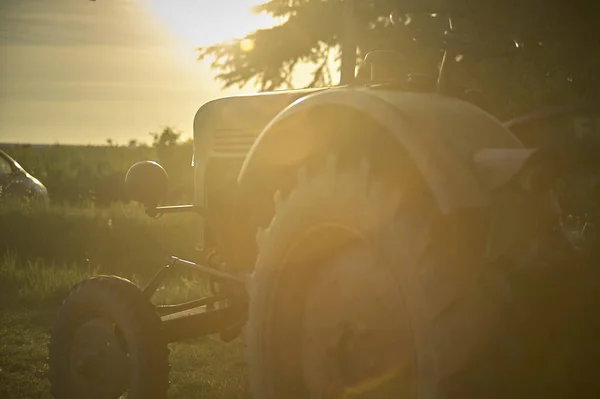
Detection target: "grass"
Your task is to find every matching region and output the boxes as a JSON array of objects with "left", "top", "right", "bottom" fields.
[
  {"left": 0, "top": 201, "right": 199, "bottom": 278},
  {"left": 0, "top": 203, "right": 248, "bottom": 399},
  {"left": 0, "top": 252, "right": 248, "bottom": 399}
]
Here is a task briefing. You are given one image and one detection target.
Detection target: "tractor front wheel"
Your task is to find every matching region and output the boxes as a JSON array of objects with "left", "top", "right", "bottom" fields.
[{"left": 48, "top": 276, "right": 169, "bottom": 399}]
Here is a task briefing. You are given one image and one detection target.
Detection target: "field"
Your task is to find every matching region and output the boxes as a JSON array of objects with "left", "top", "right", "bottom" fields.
[
  {"left": 2, "top": 139, "right": 600, "bottom": 398},
  {"left": 0, "top": 137, "right": 253, "bottom": 398},
  {"left": 1, "top": 128, "right": 193, "bottom": 206},
  {"left": 0, "top": 176, "right": 248, "bottom": 398}
]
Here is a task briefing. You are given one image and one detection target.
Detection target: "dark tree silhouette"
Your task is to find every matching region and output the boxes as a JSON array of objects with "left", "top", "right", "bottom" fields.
[
  {"left": 197, "top": 0, "right": 599, "bottom": 117},
  {"left": 150, "top": 127, "right": 182, "bottom": 148}
]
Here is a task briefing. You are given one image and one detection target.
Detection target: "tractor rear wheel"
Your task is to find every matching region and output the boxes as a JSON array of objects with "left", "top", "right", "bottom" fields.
[
  {"left": 48, "top": 276, "right": 169, "bottom": 399},
  {"left": 245, "top": 155, "right": 523, "bottom": 399}
]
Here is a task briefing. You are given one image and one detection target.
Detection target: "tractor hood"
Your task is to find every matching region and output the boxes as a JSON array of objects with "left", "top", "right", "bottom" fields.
[{"left": 193, "top": 87, "right": 328, "bottom": 160}]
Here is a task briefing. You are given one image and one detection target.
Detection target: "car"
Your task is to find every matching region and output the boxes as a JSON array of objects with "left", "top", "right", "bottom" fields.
[{"left": 0, "top": 149, "right": 49, "bottom": 203}]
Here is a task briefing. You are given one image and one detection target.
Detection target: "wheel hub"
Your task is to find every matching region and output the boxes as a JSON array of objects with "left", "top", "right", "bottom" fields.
[
  {"left": 69, "top": 318, "right": 131, "bottom": 398},
  {"left": 299, "top": 243, "right": 416, "bottom": 398}
]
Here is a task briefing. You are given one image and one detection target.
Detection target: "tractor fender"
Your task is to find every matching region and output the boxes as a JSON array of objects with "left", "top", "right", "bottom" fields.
[{"left": 238, "top": 88, "right": 530, "bottom": 214}]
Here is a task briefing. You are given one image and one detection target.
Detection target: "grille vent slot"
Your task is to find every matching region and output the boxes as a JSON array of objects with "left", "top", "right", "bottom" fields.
[{"left": 212, "top": 129, "right": 259, "bottom": 157}]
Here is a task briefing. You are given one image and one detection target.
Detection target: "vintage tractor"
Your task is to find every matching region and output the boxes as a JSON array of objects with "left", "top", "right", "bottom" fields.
[{"left": 48, "top": 3, "right": 599, "bottom": 399}]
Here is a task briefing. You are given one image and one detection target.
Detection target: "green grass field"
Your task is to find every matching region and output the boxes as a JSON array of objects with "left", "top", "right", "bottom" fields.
[{"left": 0, "top": 203, "right": 248, "bottom": 399}]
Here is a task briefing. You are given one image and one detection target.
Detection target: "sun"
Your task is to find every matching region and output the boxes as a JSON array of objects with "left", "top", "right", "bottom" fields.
[
  {"left": 144, "top": 0, "right": 278, "bottom": 48},
  {"left": 141, "top": 1, "right": 332, "bottom": 90}
]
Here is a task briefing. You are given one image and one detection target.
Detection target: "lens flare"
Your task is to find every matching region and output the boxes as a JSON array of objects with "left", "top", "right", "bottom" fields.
[{"left": 240, "top": 38, "right": 255, "bottom": 52}]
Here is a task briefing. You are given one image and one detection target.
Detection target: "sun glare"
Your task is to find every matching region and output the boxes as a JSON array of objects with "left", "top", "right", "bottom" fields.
[
  {"left": 240, "top": 38, "right": 256, "bottom": 52},
  {"left": 142, "top": 0, "right": 334, "bottom": 90},
  {"left": 144, "top": 0, "right": 278, "bottom": 49}
]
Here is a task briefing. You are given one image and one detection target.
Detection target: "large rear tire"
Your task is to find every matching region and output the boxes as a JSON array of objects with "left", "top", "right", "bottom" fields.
[
  {"left": 48, "top": 276, "right": 169, "bottom": 399},
  {"left": 245, "top": 155, "right": 522, "bottom": 399}
]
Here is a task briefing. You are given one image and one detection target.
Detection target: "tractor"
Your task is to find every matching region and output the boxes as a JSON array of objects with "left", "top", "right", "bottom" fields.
[{"left": 48, "top": 2, "right": 599, "bottom": 398}]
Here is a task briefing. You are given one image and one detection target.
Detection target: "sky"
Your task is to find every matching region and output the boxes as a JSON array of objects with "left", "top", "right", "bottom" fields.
[{"left": 0, "top": 0, "right": 279, "bottom": 145}]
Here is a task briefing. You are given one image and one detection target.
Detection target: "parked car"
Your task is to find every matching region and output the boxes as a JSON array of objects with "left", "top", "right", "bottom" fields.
[{"left": 0, "top": 149, "right": 49, "bottom": 203}]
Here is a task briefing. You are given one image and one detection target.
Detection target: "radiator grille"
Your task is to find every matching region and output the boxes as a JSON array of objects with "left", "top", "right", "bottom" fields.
[{"left": 212, "top": 129, "right": 259, "bottom": 157}]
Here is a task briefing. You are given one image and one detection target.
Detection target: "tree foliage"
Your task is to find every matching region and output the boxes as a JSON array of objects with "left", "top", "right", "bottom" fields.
[{"left": 197, "top": 0, "right": 599, "bottom": 117}]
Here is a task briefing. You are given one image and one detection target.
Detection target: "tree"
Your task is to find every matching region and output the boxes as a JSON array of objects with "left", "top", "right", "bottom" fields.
[
  {"left": 148, "top": 126, "right": 193, "bottom": 202},
  {"left": 197, "top": 0, "right": 599, "bottom": 117},
  {"left": 150, "top": 126, "right": 182, "bottom": 148}
]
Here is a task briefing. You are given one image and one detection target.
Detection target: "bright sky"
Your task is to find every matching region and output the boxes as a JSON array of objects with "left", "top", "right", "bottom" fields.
[{"left": 0, "top": 0, "right": 280, "bottom": 145}]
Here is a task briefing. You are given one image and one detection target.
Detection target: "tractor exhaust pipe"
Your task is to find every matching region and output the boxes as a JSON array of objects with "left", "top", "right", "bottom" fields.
[{"left": 339, "top": 0, "right": 357, "bottom": 85}]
